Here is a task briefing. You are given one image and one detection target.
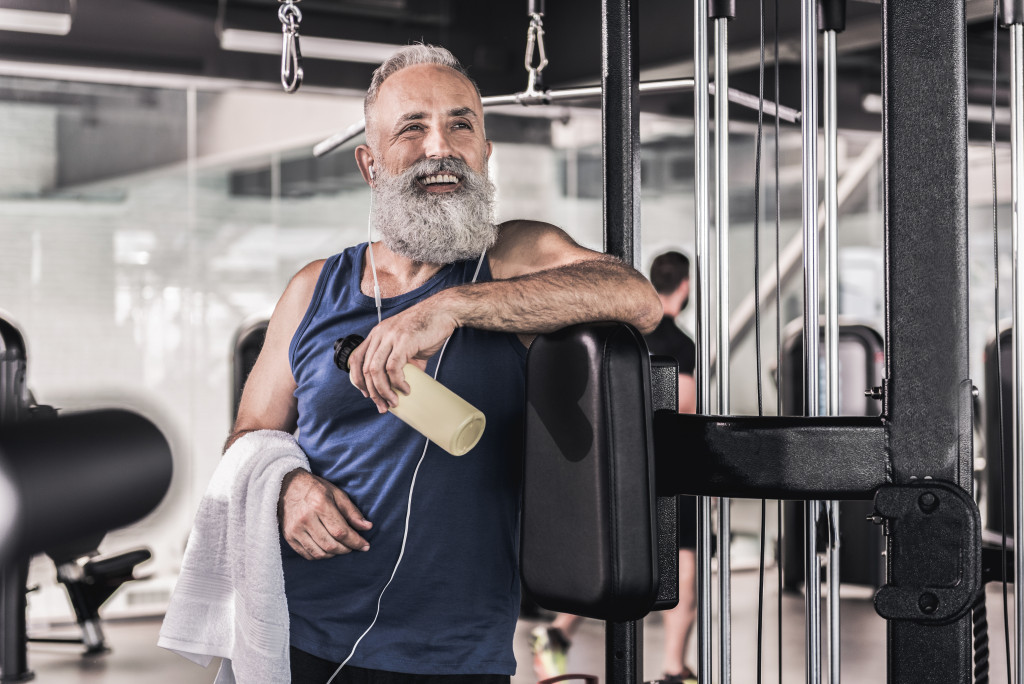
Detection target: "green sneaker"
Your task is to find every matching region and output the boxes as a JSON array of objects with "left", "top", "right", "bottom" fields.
[{"left": 530, "top": 626, "right": 570, "bottom": 678}]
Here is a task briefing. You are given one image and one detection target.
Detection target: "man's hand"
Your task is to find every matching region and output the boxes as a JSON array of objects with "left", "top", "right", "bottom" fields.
[
  {"left": 279, "top": 469, "right": 373, "bottom": 560},
  {"left": 347, "top": 295, "right": 459, "bottom": 413}
]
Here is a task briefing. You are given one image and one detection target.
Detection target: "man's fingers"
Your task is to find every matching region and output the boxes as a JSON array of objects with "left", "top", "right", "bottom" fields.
[
  {"left": 319, "top": 518, "right": 370, "bottom": 553},
  {"left": 285, "top": 535, "right": 310, "bottom": 559},
  {"left": 349, "top": 336, "right": 394, "bottom": 413},
  {"left": 288, "top": 531, "right": 331, "bottom": 560},
  {"left": 284, "top": 527, "right": 328, "bottom": 560},
  {"left": 288, "top": 528, "right": 352, "bottom": 560},
  {"left": 384, "top": 353, "right": 411, "bottom": 397},
  {"left": 332, "top": 487, "right": 374, "bottom": 533},
  {"left": 361, "top": 340, "right": 399, "bottom": 412},
  {"left": 309, "top": 515, "right": 368, "bottom": 555},
  {"left": 347, "top": 339, "right": 371, "bottom": 398}
]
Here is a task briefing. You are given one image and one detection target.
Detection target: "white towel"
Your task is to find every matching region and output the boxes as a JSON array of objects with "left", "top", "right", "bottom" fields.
[{"left": 158, "top": 429, "right": 310, "bottom": 684}]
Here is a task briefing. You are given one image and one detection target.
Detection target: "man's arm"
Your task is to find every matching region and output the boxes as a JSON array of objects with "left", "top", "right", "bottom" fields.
[
  {"left": 678, "top": 373, "right": 697, "bottom": 414},
  {"left": 229, "top": 260, "right": 373, "bottom": 561},
  {"left": 227, "top": 262, "right": 316, "bottom": 449},
  {"left": 348, "top": 220, "right": 662, "bottom": 413}
]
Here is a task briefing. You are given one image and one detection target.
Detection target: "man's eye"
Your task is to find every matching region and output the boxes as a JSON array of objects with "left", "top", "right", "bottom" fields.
[{"left": 453, "top": 122, "right": 471, "bottom": 130}]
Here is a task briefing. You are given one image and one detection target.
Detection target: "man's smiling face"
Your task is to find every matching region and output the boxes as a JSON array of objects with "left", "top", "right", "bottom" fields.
[{"left": 367, "top": 63, "right": 491, "bottom": 186}]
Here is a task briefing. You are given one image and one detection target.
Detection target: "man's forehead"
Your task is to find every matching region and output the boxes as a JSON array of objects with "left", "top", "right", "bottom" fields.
[{"left": 375, "top": 64, "right": 482, "bottom": 116}]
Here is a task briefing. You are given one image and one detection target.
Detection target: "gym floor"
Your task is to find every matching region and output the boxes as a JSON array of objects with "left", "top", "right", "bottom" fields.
[{"left": 17, "top": 568, "right": 1013, "bottom": 684}]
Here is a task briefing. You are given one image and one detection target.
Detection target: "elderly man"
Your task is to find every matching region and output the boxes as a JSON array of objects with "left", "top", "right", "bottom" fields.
[{"left": 232, "top": 44, "right": 661, "bottom": 683}]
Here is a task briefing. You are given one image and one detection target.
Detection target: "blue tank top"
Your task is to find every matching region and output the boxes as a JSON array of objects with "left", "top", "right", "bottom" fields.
[{"left": 286, "top": 244, "right": 526, "bottom": 675}]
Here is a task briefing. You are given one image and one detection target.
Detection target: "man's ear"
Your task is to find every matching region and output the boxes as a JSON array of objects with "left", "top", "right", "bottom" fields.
[
  {"left": 355, "top": 145, "right": 376, "bottom": 185},
  {"left": 677, "top": 279, "right": 691, "bottom": 310},
  {"left": 485, "top": 139, "right": 493, "bottom": 161}
]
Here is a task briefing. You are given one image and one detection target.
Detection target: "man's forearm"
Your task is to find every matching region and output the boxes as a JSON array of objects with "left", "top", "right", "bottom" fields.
[{"left": 442, "top": 256, "right": 662, "bottom": 335}]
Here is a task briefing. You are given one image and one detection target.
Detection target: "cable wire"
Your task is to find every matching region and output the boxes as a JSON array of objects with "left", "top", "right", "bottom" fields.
[
  {"left": 773, "top": 1, "right": 784, "bottom": 681},
  {"left": 989, "top": 2, "right": 1012, "bottom": 681},
  {"left": 366, "top": 191, "right": 382, "bottom": 323},
  {"left": 754, "top": 0, "right": 767, "bottom": 680}
]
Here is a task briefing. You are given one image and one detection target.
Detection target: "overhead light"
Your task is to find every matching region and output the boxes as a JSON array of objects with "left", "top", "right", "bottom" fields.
[
  {"left": 0, "top": 8, "right": 71, "bottom": 35},
  {"left": 0, "top": 0, "right": 73, "bottom": 35},
  {"left": 219, "top": 28, "right": 400, "bottom": 64}
]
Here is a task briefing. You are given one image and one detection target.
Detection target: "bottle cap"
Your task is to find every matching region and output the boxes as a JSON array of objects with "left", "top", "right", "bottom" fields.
[{"left": 333, "top": 334, "right": 364, "bottom": 372}]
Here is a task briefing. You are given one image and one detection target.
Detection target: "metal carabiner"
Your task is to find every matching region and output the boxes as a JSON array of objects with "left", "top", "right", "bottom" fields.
[
  {"left": 523, "top": 12, "right": 548, "bottom": 96},
  {"left": 279, "top": 1, "right": 303, "bottom": 93}
]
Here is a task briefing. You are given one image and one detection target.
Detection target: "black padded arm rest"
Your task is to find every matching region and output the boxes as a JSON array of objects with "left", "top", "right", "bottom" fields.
[
  {"left": 0, "top": 409, "right": 173, "bottom": 562},
  {"left": 521, "top": 322, "right": 658, "bottom": 621}
]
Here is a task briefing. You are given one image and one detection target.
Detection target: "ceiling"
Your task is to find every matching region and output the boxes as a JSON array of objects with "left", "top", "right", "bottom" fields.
[{"left": 0, "top": 0, "right": 1014, "bottom": 137}]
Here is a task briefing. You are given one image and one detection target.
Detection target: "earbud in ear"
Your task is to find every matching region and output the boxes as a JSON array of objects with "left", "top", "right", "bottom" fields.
[{"left": 369, "top": 165, "right": 376, "bottom": 181}]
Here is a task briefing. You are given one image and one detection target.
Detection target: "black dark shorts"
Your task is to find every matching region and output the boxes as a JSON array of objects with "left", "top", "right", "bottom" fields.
[
  {"left": 677, "top": 494, "right": 697, "bottom": 549},
  {"left": 289, "top": 647, "right": 511, "bottom": 684}
]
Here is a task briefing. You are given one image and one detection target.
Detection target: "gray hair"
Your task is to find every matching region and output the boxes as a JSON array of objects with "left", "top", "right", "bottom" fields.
[{"left": 364, "top": 44, "right": 481, "bottom": 134}]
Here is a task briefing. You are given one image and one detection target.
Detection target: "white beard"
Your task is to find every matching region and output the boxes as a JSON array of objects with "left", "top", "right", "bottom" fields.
[{"left": 371, "top": 157, "right": 498, "bottom": 264}]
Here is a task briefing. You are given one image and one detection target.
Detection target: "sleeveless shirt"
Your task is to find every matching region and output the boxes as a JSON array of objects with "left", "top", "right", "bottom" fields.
[{"left": 286, "top": 243, "right": 526, "bottom": 675}]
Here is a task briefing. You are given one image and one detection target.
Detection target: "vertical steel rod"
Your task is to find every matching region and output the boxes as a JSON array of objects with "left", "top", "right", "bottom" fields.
[
  {"left": 800, "top": 0, "right": 822, "bottom": 682},
  {"left": 1011, "top": 21, "right": 1024, "bottom": 684},
  {"left": 694, "top": 1, "right": 714, "bottom": 682},
  {"left": 714, "top": 14, "right": 732, "bottom": 684},
  {"left": 822, "top": 27, "right": 841, "bottom": 684}
]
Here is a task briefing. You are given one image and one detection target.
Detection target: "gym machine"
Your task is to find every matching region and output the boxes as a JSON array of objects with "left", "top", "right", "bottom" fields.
[
  {"left": 231, "top": 317, "right": 270, "bottom": 421},
  {"left": 520, "top": 1, "right": 1003, "bottom": 684},
  {"left": 0, "top": 316, "right": 173, "bottom": 682}
]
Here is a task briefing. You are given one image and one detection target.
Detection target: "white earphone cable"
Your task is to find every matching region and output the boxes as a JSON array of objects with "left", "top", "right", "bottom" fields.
[{"left": 366, "top": 181, "right": 383, "bottom": 323}]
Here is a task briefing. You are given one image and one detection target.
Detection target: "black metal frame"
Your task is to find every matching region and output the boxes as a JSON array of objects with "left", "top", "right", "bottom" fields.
[
  {"left": 0, "top": 317, "right": 32, "bottom": 682},
  {"left": 599, "top": 0, "right": 976, "bottom": 682},
  {"left": 881, "top": 2, "right": 973, "bottom": 680},
  {"left": 601, "top": 0, "right": 642, "bottom": 680}
]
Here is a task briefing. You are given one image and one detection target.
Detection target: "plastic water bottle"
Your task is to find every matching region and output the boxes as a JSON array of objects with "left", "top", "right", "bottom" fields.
[{"left": 333, "top": 334, "right": 486, "bottom": 456}]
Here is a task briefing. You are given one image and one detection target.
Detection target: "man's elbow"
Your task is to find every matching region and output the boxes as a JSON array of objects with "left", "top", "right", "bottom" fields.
[{"left": 634, "top": 288, "right": 663, "bottom": 335}]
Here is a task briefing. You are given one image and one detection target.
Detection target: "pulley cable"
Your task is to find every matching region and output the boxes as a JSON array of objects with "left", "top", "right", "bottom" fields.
[
  {"left": 988, "top": 1, "right": 1012, "bottom": 680},
  {"left": 754, "top": 0, "right": 768, "bottom": 680},
  {"left": 773, "top": 0, "right": 784, "bottom": 680},
  {"left": 754, "top": 0, "right": 766, "bottom": 439}
]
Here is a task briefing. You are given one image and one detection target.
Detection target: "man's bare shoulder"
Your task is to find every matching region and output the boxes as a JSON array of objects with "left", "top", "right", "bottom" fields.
[
  {"left": 490, "top": 220, "right": 603, "bottom": 279},
  {"left": 274, "top": 258, "right": 328, "bottom": 322},
  {"left": 491, "top": 219, "right": 569, "bottom": 246},
  {"left": 291, "top": 258, "right": 328, "bottom": 288}
]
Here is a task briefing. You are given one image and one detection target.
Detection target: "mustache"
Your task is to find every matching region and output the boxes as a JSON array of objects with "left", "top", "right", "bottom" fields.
[{"left": 386, "top": 157, "right": 484, "bottom": 188}]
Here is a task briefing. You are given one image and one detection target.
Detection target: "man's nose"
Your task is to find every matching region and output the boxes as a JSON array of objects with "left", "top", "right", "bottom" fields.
[{"left": 423, "top": 126, "right": 455, "bottom": 159}]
